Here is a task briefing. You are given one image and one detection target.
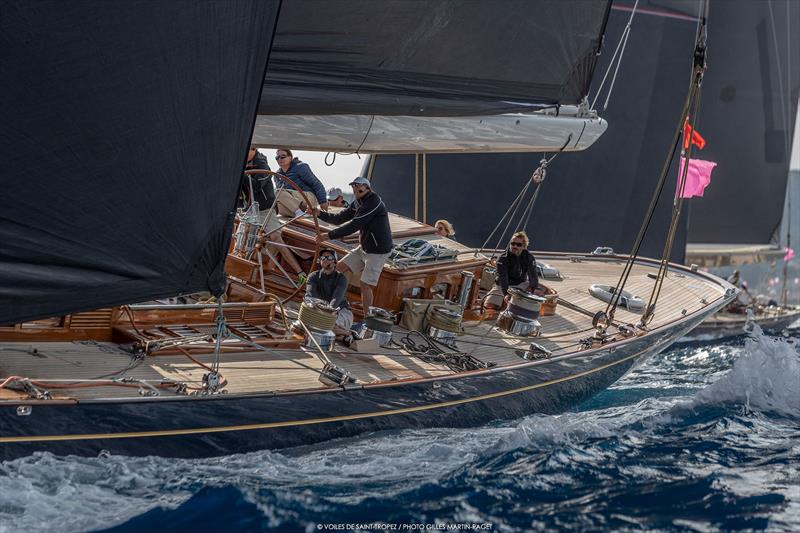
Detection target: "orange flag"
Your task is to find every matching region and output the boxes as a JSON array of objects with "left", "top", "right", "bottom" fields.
[{"left": 683, "top": 119, "right": 706, "bottom": 150}]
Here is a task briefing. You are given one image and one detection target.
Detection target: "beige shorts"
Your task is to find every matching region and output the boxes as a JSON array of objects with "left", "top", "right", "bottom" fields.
[
  {"left": 483, "top": 281, "right": 530, "bottom": 308},
  {"left": 340, "top": 246, "right": 389, "bottom": 287},
  {"left": 275, "top": 188, "right": 318, "bottom": 217},
  {"left": 336, "top": 307, "right": 354, "bottom": 331}
]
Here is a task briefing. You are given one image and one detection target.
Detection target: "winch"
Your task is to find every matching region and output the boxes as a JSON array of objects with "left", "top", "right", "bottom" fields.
[
  {"left": 295, "top": 298, "right": 338, "bottom": 351},
  {"left": 302, "top": 326, "right": 335, "bottom": 351},
  {"left": 425, "top": 306, "right": 463, "bottom": 346},
  {"left": 496, "top": 310, "right": 542, "bottom": 337},
  {"left": 364, "top": 307, "right": 395, "bottom": 347},
  {"left": 506, "top": 288, "right": 546, "bottom": 320}
]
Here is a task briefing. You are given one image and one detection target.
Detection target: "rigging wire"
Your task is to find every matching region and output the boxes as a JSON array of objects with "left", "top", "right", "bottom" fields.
[
  {"left": 476, "top": 134, "right": 572, "bottom": 259},
  {"left": 604, "top": 1, "right": 709, "bottom": 324},
  {"left": 591, "top": 0, "right": 640, "bottom": 111}
]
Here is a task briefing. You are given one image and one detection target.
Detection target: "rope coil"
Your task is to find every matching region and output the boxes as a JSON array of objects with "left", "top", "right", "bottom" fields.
[{"left": 298, "top": 301, "right": 338, "bottom": 331}]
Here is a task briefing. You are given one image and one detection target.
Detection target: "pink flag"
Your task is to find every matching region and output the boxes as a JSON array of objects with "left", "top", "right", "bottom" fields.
[
  {"left": 784, "top": 247, "right": 795, "bottom": 262},
  {"left": 676, "top": 157, "right": 717, "bottom": 198}
]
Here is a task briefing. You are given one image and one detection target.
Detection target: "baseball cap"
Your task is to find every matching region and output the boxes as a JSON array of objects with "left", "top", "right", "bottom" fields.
[
  {"left": 348, "top": 176, "right": 371, "bottom": 187},
  {"left": 327, "top": 187, "right": 344, "bottom": 200}
]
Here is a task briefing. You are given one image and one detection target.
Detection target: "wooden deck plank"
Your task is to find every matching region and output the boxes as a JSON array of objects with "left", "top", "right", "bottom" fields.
[{"left": 0, "top": 255, "right": 728, "bottom": 402}]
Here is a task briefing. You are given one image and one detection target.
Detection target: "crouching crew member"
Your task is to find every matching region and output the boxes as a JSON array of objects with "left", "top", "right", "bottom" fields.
[
  {"left": 483, "top": 231, "right": 539, "bottom": 310},
  {"left": 306, "top": 248, "right": 353, "bottom": 342},
  {"left": 314, "top": 177, "right": 392, "bottom": 312}
]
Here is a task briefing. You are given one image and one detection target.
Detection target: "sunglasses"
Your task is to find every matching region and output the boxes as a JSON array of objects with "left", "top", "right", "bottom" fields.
[
  {"left": 320, "top": 254, "right": 336, "bottom": 261},
  {"left": 510, "top": 241, "right": 525, "bottom": 248},
  {"left": 275, "top": 155, "right": 288, "bottom": 160}
]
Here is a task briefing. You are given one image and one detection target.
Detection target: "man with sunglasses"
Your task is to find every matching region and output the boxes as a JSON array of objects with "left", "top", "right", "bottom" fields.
[
  {"left": 313, "top": 176, "right": 392, "bottom": 313},
  {"left": 483, "top": 231, "right": 539, "bottom": 310},
  {"left": 306, "top": 248, "right": 353, "bottom": 343}
]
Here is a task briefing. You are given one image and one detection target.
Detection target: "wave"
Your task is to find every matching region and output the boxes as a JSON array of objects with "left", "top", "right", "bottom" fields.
[
  {"left": 2, "top": 329, "right": 798, "bottom": 532},
  {"left": 691, "top": 325, "right": 800, "bottom": 417}
]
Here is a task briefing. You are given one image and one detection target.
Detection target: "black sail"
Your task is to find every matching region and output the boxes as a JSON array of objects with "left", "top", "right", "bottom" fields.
[
  {"left": 685, "top": 0, "right": 800, "bottom": 245},
  {"left": 261, "top": 0, "right": 611, "bottom": 116},
  {"left": 0, "top": 1, "right": 280, "bottom": 325},
  {"left": 367, "top": 1, "right": 698, "bottom": 261}
]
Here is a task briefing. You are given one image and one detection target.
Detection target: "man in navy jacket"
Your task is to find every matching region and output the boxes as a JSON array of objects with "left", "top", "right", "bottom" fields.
[{"left": 315, "top": 177, "right": 392, "bottom": 312}]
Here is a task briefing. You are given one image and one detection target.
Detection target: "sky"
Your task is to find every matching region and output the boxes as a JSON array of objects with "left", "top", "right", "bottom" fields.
[{"left": 257, "top": 148, "right": 366, "bottom": 192}]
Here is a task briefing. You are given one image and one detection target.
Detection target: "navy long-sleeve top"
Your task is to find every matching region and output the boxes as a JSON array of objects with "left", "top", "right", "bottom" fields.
[
  {"left": 495, "top": 249, "right": 538, "bottom": 295},
  {"left": 306, "top": 269, "right": 350, "bottom": 309},
  {"left": 276, "top": 158, "right": 327, "bottom": 205}
]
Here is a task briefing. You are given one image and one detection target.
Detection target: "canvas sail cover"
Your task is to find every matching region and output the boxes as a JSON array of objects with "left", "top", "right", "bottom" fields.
[
  {"left": 366, "top": 1, "right": 698, "bottom": 261},
  {"left": 686, "top": 0, "right": 800, "bottom": 245},
  {"left": 260, "top": 0, "right": 612, "bottom": 116},
  {"left": 0, "top": 1, "right": 279, "bottom": 325}
]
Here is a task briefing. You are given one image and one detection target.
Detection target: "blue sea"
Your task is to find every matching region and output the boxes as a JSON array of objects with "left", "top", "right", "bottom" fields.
[{"left": 1, "top": 327, "right": 798, "bottom": 532}]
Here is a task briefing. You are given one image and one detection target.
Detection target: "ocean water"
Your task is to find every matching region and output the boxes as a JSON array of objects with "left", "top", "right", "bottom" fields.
[{"left": 1, "top": 327, "right": 798, "bottom": 532}]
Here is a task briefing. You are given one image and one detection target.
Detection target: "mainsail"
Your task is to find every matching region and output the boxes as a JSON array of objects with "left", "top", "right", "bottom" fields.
[
  {"left": 260, "top": 0, "right": 611, "bottom": 116},
  {"left": 0, "top": 1, "right": 280, "bottom": 325},
  {"left": 365, "top": 0, "right": 699, "bottom": 260},
  {"left": 252, "top": 0, "right": 612, "bottom": 153}
]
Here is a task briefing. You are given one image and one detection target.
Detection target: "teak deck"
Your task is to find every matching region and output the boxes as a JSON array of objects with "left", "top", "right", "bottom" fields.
[{"left": 0, "top": 248, "right": 727, "bottom": 403}]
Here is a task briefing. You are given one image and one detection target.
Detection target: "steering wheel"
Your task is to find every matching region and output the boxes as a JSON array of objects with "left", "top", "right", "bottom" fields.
[{"left": 241, "top": 169, "right": 321, "bottom": 303}]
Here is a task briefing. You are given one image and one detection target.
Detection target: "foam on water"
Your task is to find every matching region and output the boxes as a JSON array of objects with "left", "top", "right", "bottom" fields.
[
  {"left": 1, "top": 328, "right": 798, "bottom": 532},
  {"left": 692, "top": 325, "right": 800, "bottom": 416}
]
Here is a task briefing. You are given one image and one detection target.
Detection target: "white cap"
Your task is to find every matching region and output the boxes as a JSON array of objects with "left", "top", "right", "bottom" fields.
[
  {"left": 348, "top": 176, "right": 371, "bottom": 187},
  {"left": 327, "top": 187, "right": 344, "bottom": 200}
]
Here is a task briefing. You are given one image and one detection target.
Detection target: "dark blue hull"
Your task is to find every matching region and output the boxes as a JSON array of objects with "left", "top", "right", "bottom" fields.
[{"left": 0, "top": 313, "right": 707, "bottom": 461}]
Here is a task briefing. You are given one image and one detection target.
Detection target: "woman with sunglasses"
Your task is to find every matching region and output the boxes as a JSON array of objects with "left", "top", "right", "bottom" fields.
[
  {"left": 483, "top": 231, "right": 539, "bottom": 310},
  {"left": 274, "top": 148, "right": 328, "bottom": 216}
]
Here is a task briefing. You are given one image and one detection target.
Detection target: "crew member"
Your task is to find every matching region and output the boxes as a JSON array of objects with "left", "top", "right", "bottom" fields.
[
  {"left": 306, "top": 248, "right": 354, "bottom": 344},
  {"left": 275, "top": 148, "right": 328, "bottom": 217},
  {"left": 327, "top": 187, "right": 349, "bottom": 208},
  {"left": 434, "top": 219, "right": 455, "bottom": 238},
  {"left": 483, "top": 231, "right": 538, "bottom": 310},
  {"left": 314, "top": 177, "right": 392, "bottom": 313},
  {"left": 241, "top": 146, "right": 303, "bottom": 276}
]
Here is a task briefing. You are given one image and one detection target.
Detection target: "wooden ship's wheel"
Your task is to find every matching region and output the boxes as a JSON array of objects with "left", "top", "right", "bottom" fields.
[{"left": 238, "top": 169, "right": 322, "bottom": 303}]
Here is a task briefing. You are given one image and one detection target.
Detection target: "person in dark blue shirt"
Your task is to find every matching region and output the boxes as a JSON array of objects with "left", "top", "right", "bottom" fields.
[
  {"left": 274, "top": 148, "right": 328, "bottom": 216},
  {"left": 241, "top": 145, "right": 303, "bottom": 276},
  {"left": 315, "top": 177, "right": 392, "bottom": 312}
]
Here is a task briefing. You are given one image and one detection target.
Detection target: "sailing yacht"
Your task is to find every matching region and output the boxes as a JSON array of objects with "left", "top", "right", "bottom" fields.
[{"left": 0, "top": 0, "right": 734, "bottom": 460}]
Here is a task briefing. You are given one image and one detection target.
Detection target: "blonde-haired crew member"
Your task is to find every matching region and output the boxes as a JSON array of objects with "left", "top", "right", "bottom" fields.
[{"left": 434, "top": 219, "right": 455, "bottom": 238}]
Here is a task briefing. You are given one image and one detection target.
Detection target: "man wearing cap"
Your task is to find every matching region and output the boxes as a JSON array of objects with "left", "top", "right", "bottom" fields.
[
  {"left": 327, "top": 187, "right": 349, "bottom": 209},
  {"left": 306, "top": 248, "right": 353, "bottom": 344},
  {"left": 314, "top": 176, "right": 393, "bottom": 313}
]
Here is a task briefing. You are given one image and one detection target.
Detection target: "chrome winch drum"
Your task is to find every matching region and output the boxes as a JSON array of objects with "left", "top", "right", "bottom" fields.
[
  {"left": 364, "top": 307, "right": 395, "bottom": 348},
  {"left": 497, "top": 310, "right": 541, "bottom": 337},
  {"left": 368, "top": 330, "right": 394, "bottom": 348},
  {"left": 302, "top": 326, "right": 335, "bottom": 351},
  {"left": 427, "top": 326, "right": 457, "bottom": 345},
  {"left": 425, "top": 306, "right": 462, "bottom": 346},
  {"left": 506, "top": 288, "right": 546, "bottom": 320}
]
